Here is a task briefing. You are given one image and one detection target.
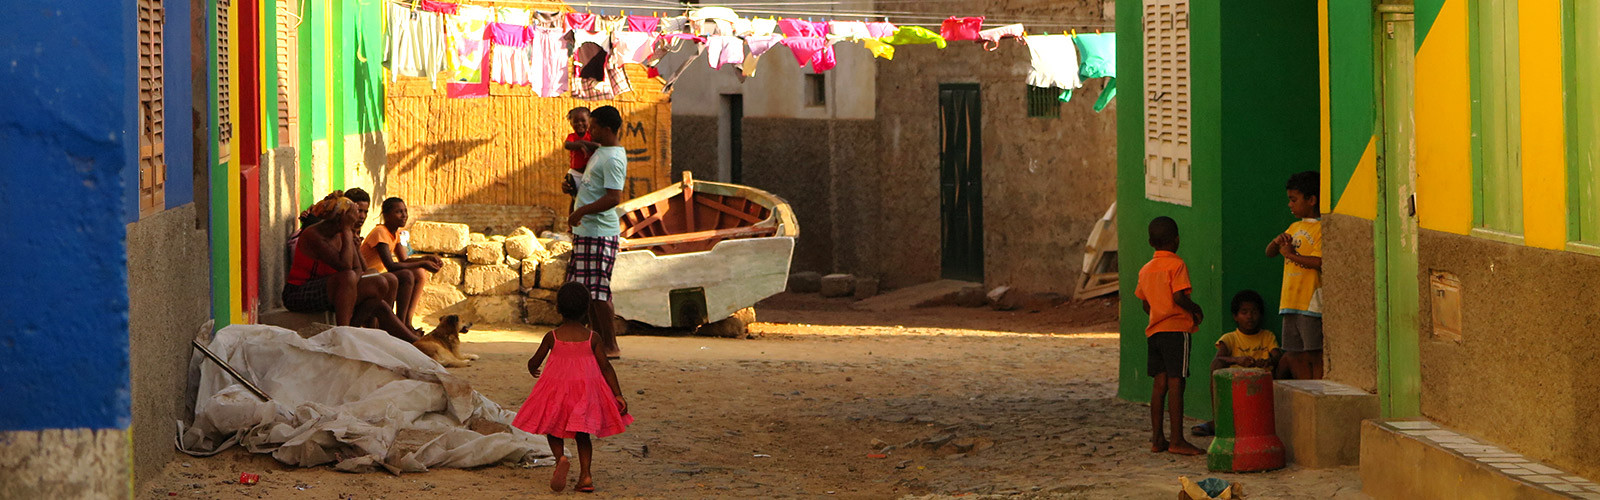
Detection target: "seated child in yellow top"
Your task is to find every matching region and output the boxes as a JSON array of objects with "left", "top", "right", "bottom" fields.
[{"left": 1192, "top": 290, "right": 1284, "bottom": 437}]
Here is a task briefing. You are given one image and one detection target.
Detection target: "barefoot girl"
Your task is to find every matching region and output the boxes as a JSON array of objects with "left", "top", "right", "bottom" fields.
[{"left": 513, "top": 282, "right": 632, "bottom": 492}]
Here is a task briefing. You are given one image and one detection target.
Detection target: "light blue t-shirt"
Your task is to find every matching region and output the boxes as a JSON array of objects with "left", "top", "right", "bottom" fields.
[{"left": 572, "top": 146, "right": 627, "bottom": 237}]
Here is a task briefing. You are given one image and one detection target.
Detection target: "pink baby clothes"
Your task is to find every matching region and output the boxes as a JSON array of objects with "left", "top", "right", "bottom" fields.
[
  {"left": 488, "top": 23, "right": 532, "bottom": 86},
  {"left": 528, "top": 27, "right": 569, "bottom": 97},
  {"left": 613, "top": 31, "right": 658, "bottom": 65},
  {"left": 626, "top": 15, "right": 659, "bottom": 33},
  {"left": 778, "top": 18, "right": 825, "bottom": 37},
  {"left": 940, "top": 16, "right": 984, "bottom": 42},
  {"left": 565, "top": 12, "right": 595, "bottom": 31},
  {"left": 865, "top": 21, "right": 897, "bottom": 39},
  {"left": 419, "top": 0, "right": 457, "bottom": 15},
  {"left": 745, "top": 34, "right": 782, "bottom": 56},
  {"left": 780, "top": 37, "right": 835, "bottom": 72},
  {"left": 706, "top": 35, "right": 745, "bottom": 69},
  {"left": 977, "top": 23, "right": 1025, "bottom": 51}
]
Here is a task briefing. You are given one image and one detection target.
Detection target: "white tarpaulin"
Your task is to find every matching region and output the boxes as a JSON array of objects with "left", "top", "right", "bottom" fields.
[{"left": 178, "top": 324, "right": 552, "bottom": 473}]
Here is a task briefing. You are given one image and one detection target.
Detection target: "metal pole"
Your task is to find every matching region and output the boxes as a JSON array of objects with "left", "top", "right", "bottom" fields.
[{"left": 192, "top": 339, "right": 273, "bottom": 402}]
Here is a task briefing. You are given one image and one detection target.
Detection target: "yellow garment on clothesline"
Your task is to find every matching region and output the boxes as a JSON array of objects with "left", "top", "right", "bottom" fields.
[
  {"left": 861, "top": 38, "right": 895, "bottom": 60},
  {"left": 879, "top": 25, "right": 946, "bottom": 49}
]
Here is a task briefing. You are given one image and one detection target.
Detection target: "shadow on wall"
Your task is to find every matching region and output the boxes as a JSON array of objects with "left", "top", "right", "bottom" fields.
[{"left": 352, "top": 31, "right": 384, "bottom": 136}]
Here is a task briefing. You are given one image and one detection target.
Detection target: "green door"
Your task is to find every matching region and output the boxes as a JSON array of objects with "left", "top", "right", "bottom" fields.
[
  {"left": 939, "top": 83, "right": 984, "bottom": 282},
  {"left": 1374, "top": 5, "right": 1422, "bottom": 418}
]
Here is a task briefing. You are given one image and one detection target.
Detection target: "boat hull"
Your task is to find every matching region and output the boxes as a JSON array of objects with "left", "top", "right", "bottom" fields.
[{"left": 610, "top": 236, "right": 795, "bottom": 328}]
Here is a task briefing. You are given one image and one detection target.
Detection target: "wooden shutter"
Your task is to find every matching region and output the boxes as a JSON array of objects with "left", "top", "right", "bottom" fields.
[
  {"left": 138, "top": 0, "right": 166, "bottom": 217},
  {"left": 217, "top": 0, "right": 232, "bottom": 163},
  {"left": 275, "top": 0, "right": 298, "bottom": 147},
  {"left": 1143, "top": 0, "right": 1192, "bottom": 206}
]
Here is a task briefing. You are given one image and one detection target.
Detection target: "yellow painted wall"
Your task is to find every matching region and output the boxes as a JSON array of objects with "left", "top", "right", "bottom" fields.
[
  {"left": 1334, "top": 137, "right": 1377, "bottom": 220},
  {"left": 1518, "top": 0, "right": 1567, "bottom": 249},
  {"left": 1414, "top": 1, "right": 1473, "bottom": 235}
]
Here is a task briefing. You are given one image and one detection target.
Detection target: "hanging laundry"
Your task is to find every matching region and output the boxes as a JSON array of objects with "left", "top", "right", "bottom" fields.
[
  {"left": 880, "top": 26, "right": 946, "bottom": 48},
  {"left": 740, "top": 34, "right": 783, "bottom": 78},
  {"left": 626, "top": 15, "right": 659, "bottom": 33},
  {"left": 531, "top": 10, "right": 562, "bottom": 29},
  {"left": 385, "top": 2, "right": 447, "bottom": 84},
  {"left": 750, "top": 17, "right": 778, "bottom": 36},
  {"left": 690, "top": 7, "right": 740, "bottom": 36},
  {"left": 976, "top": 24, "right": 1025, "bottom": 51},
  {"left": 528, "top": 26, "right": 569, "bottom": 97},
  {"left": 1069, "top": 32, "right": 1117, "bottom": 111},
  {"left": 865, "top": 21, "right": 897, "bottom": 39},
  {"left": 565, "top": 12, "right": 596, "bottom": 31},
  {"left": 660, "top": 16, "right": 689, "bottom": 34},
  {"left": 778, "top": 18, "right": 826, "bottom": 38},
  {"left": 940, "top": 16, "right": 984, "bottom": 42},
  {"left": 418, "top": 0, "right": 457, "bottom": 15},
  {"left": 613, "top": 31, "right": 659, "bottom": 65},
  {"left": 733, "top": 18, "right": 753, "bottom": 36},
  {"left": 662, "top": 33, "right": 707, "bottom": 44},
  {"left": 1026, "top": 35, "right": 1081, "bottom": 92},
  {"left": 571, "top": 48, "right": 631, "bottom": 100},
  {"left": 444, "top": 5, "right": 492, "bottom": 84},
  {"left": 706, "top": 35, "right": 746, "bottom": 70},
  {"left": 596, "top": 15, "right": 626, "bottom": 34},
  {"left": 827, "top": 21, "right": 872, "bottom": 41},
  {"left": 860, "top": 38, "right": 895, "bottom": 60},
  {"left": 779, "top": 37, "right": 836, "bottom": 72},
  {"left": 488, "top": 23, "right": 532, "bottom": 86},
  {"left": 573, "top": 29, "right": 613, "bottom": 53},
  {"left": 447, "top": 34, "right": 491, "bottom": 98},
  {"left": 495, "top": 6, "right": 533, "bottom": 26}
]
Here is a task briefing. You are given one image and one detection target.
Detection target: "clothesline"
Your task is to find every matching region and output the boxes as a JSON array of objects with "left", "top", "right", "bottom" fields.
[
  {"left": 397, "top": 0, "right": 1115, "bottom": 30},
  {"left": 386, "top": 0, "right": 1117, "bottom": 111}
]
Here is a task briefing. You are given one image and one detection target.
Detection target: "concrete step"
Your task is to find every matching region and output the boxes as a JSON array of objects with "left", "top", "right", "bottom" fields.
[
  {"left": 1361, "top": 419, "right": 1600, "bottom": 499},
  {"left": 849, "top": 279, "right": 982, "bottom": 312},
  {"left": 1274, "top": 380, "right": 1379, "bottom": 467}
]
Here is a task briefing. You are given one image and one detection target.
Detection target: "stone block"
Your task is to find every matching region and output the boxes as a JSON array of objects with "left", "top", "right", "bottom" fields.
[
  {"left": 525, "top": 288, "right": 557, "bottom": 302},
  {"left": 505, "top": 255, "right": 522, "bottom": 269},
  {"left": 1274, "top": 380, "right": 1380, "bottom": 468},
  {"left": 853, "top": 277, "right": 880, "bottom": 300},
  {"left": 415, "top": 284, "right": 470, "bottom": 322},
  {"left": 470, "top": 232, "right": 487, "bottom": 243},
  {"left": 463, "top": 264, "right": 520, "bottom": 295},
  {"left": 512, "top": 226, "right": 536, "bottom": 239},
  {"left": 490, "top": 235, "right": 506, "bottom": 242},
  {"left": 1360, "top": 420, "right": 1574, "bottom": 500},
  {"left": 430, "top": 256, "right": 466, "bottom": 286},
  {"left": 474, "top": 295, "right": 523, "bottom": 324},
  {"left": 820, "top": 273, "right": 855, "bottom": 298},
  {"left": 788, "top": 271, "right": 823, "bottom": 293},
  {"left": 521, "top": 260, "right": 541, "bottom": 289},
  {"left": 465, "top": 241, "right": 505, "bottom": 265},
  {"left": 537, "top": 257, "right": 569, "bottom": 290},
  {"left": 524, "top": 297, "right": 563, "bottom": 325},
  {"left": 505, "top": 234, "right": 545, "bottom": 260},
  {"left": 409, "top": 221, "right": 470, "bottom": 255}
]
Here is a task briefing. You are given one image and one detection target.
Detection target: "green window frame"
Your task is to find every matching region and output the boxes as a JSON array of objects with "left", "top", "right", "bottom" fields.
[
  {"left": 1567, "top": 1, "right": 1600, "bottom": 247},
  {"left": 1470, "top": 0, "right": 1524, "bottom": 238}
]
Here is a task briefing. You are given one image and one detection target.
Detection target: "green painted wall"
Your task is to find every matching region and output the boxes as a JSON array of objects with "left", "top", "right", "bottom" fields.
[
  {"left": 1328, "top": 1, "right": 1378, "bottom": 207},
  {"left": 342, "top": 1, "right": 384, "bottom": 135},
  {"left": 1118, "top": 0, "right": 1321, "bottom": 420},
  {"left": 299, "top": 0, "right": 323, "bottom": 208},
  {"left": 208, "top": 0, "right": 231, "bottom": 327}
]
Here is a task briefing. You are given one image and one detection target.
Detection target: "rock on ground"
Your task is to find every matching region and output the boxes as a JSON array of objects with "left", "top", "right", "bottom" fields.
[
  {"left": 820, "top": 274, "right": 855, "bottom": 298},
  {"left": 788, "top": 271, "right": 822, "bottom": 293},
  {"left": 463, "top": 264, "right": 520, "bottom": 295},
  {"left": 465, "top": 241, "right": 505, "bottom": 265},
  {"left": 853, "top": 277, "right": 880, "bottom": 300}
]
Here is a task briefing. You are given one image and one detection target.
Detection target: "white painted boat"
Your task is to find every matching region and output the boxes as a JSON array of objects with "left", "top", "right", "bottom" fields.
[{"left": 608, "top": 173, "right": 799, "bottom": 327}]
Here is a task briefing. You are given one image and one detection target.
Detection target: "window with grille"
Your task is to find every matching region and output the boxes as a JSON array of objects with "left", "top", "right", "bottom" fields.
[
  {"left": 275, "top": 0, "right": 298, "bottom": 148},
  {"left": 1143, "top": 0, "right": 1192, "bottom": 206},
  {"left": 1027, "top": 85, "right": 1060, "bottom": 118},
  {"left": 138, "top": 0, "right": 166, "bottom": 217},
  {"left": 216, "top": 0, "right": 232, "bottom": 163}
]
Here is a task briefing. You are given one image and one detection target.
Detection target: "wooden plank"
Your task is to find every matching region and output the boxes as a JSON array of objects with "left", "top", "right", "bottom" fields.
[
  {"left": 621, "top": 226, "right": 776, "bottom": 250},
  {"left": 694, "top": 195, "right": 763, "bottom": 224}
]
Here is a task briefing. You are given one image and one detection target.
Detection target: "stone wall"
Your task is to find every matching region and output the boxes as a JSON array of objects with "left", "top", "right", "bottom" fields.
[
  {"left": 871, "top": 0, "right": 1118, "bottom": 294},
  {"left": 407, "top": 221, "right": 574, "bottom": 327},
  {"left": 409, "top": 204, "right": 563, "bottom": 237},
  {"left": 1322, "top": 214, "right": 1377, "bottom": 392},
  {"left": 0, "top": 429, "right": 129, "bottom": 498},
  {"left": 742, "top": 118, "right": 840, "bottom": 274},
  {"left": 260, "top": 146, "right": 299, "bottom": 312},
  {"left": 126, "top": 204, "right": 213, "bottom": 485}
]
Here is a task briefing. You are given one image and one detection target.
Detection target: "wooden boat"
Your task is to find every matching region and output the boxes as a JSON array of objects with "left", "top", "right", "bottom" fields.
[{"left": 609, "top": 173, "right": 799, "bottom": 328}]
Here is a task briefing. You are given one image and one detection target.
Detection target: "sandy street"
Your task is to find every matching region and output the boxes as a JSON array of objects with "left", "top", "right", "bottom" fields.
[{"left": 139, "top": 294, "right": 1363, "bottom": 499}]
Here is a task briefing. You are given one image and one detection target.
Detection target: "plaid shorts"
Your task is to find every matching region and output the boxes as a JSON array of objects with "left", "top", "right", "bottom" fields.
[
  {"left": 281, "top": 275, "right": 333, "bottom": 313},
  {"left": 566, "top": 236, "right": 620, "bottom": 302}
]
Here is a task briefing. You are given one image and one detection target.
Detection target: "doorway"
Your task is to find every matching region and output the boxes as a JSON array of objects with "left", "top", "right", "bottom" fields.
[
  {"left": 1374, "top": 4, "right": 1421, "bottom": 418},
  {"left": 939, "top": 83, "right": 984, "bottom": 282},
  {"left": 720, "top": 94, "right": 743, "bottom": 184}
]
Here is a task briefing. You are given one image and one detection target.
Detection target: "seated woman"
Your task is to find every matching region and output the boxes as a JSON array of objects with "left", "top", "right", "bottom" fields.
[
  {"left": 360, "top": 197, "right": 443, "bottom": 331},
  {"left": 281, "top": 192, "right": 418, "bottom": 342}
]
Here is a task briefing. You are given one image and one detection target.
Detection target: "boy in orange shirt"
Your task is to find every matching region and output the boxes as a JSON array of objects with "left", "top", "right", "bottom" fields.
[{"left": 1134, "top": 216, "right": 1206, "bottom": 456}]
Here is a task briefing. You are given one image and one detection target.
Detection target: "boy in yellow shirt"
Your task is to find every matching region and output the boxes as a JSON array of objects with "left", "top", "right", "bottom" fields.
[
  {"left": 1192, "top": 290, "right": 1284, "bottom": 437},
  {"left": 1267, "top": 171, "right": 1324, "bottom": 379}
]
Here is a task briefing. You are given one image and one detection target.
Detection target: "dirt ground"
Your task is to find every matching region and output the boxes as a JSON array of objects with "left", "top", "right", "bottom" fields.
[{"left": 138, "top": 293, "right": 1363, "bottom": 499}]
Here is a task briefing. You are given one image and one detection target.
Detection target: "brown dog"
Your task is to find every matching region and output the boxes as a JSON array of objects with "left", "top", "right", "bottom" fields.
[{"left": 413, "top": 315, "right": 480, "bottom": 368}]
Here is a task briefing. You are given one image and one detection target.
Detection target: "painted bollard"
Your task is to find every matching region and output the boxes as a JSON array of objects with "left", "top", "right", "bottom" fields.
[{"left": 1207, "top": 367, "right": 1286, "bottom": 472}]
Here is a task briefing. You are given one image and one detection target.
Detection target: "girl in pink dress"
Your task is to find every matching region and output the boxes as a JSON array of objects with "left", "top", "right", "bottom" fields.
[{"left": 512, "top": 282, "right": 632, "bottom": 492}]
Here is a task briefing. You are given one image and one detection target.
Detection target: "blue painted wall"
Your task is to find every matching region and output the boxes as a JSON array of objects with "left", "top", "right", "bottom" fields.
[
  {"left": 0, "top": 0, "right": 136, "bottom": 430},
  {"left": 163, "top": 0, "right": 196, "bottom": 210}
]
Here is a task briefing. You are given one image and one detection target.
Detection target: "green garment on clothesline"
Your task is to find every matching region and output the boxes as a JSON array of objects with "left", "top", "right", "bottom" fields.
[
  {"left": 880, "top": 26, "right": 947, "bottom": 49},
  {"left": 1060, "top": 32, "right": 1116, "bottom": 112}
]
